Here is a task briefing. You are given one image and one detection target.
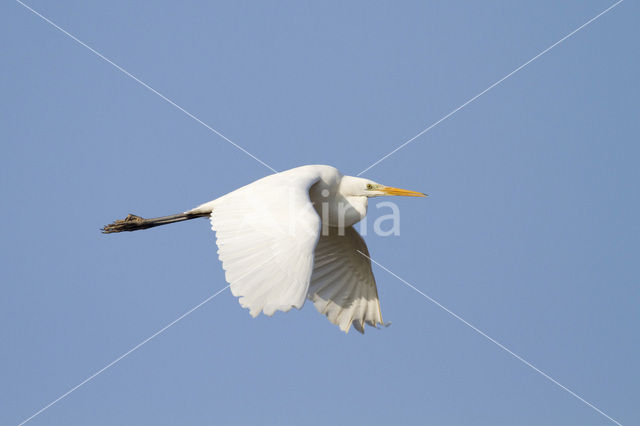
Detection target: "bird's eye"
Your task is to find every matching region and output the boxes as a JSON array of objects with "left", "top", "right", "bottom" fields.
[{"left": 366, "top": 184, "right": 374, "bottom": 190}]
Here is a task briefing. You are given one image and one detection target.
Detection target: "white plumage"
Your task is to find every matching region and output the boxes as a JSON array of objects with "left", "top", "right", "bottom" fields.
[
  {"left": 309, "top": 225, "right": 383, "bottom": 333},
  {"left": 103, "top": 165, "right": 425, "bottom": 333},
  {"left": 207, "top": 167, "right": 322, "bottom": 318}
]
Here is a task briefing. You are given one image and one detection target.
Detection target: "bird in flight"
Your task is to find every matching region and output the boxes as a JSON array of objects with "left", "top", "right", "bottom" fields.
[{"left": 103, "top": 165, "right": 426, "bottom": 333}]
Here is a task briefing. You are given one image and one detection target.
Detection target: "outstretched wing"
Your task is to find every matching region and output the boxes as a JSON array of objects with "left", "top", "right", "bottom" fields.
[
  {"left": 308, "top": 226, "right": 383, "bottom": 333},
  {"left": 210, "top": 168, "right": 322, "bottom": 317}
]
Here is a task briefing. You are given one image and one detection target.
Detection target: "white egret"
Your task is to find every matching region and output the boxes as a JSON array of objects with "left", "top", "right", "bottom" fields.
[{"left": 103, "top": 165, "right": 426, "bottom": 333}]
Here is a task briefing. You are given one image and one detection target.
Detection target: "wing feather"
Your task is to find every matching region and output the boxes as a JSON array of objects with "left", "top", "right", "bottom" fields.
[
  {"left": 308, "top": 226, "right": 383, "bottom": 333},
  {"left": 210, "top": 168, "right": 323, "bottom": 317}
]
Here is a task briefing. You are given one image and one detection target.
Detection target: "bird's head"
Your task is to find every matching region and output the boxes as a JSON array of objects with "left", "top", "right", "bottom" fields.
[{"left": 341, "top": 176, "right": 427, "bottom": 198}]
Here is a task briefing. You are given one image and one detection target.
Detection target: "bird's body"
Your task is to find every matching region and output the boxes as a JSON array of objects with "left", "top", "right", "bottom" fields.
[
  {"left": 191, "top": 165, "right": 368, "bottom": 227},
  {"left": 103, "top": 165, "right": 425, "bottom": 333}
]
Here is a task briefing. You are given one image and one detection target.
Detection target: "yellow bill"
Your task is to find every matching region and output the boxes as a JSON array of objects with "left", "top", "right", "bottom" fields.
[{"left": 381, "top": 186, "right": 427, "bottom": 197}]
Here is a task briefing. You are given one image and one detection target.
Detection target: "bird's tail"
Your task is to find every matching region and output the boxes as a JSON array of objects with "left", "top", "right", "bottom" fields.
[{"left": 101, "top": 212, "right": 209, "bottom": 234}]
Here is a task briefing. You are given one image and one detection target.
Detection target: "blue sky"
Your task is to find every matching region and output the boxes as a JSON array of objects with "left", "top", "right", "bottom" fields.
[{"left": 2, "top": 1, "right": 638, "bottom": 425}]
